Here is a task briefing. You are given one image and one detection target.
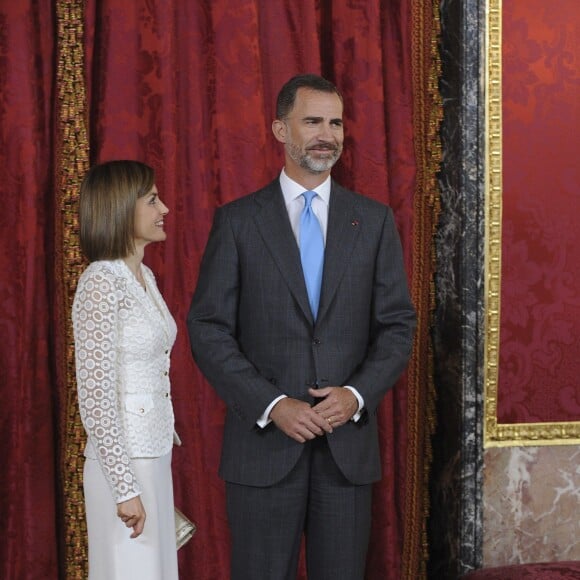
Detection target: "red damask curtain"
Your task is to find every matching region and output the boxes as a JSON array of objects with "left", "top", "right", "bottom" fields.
[
  {"left": 0, "top": 3, "right": 60, "bottom": 579},
  {"left": 0, "top": 1, "right": 440, "bottom": 578}
]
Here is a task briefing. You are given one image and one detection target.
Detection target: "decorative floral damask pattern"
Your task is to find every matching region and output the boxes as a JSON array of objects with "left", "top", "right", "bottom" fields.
[
  {"left": 0, "top": 2, "right": 60, "bottom": 578},
  {"left": 498, "top": 0, "right": 580, "bottom": 424},
  {"left": 83, "top": 3, "right": 433, "bottom": 580}
]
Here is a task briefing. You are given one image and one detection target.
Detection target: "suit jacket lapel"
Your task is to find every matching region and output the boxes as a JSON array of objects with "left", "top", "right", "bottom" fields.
[
  {"left": 253, "top": 181, "right": 314, "bottom": 323},
  {"left": 317, "top": 182, "right": 361, "bottom": 324}
]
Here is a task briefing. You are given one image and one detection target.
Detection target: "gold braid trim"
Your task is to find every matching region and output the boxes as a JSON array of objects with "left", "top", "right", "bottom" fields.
[
  {"left": 55, "top": 0, "right": 89, "bottom": 577},
  {"left": 403, "top": 0, "right": 442, "bottom": 577}
]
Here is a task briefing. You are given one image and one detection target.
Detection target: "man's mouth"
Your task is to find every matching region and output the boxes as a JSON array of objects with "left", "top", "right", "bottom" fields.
[{"left": 308, "top": 145, "right": 336, "bottom": 152}]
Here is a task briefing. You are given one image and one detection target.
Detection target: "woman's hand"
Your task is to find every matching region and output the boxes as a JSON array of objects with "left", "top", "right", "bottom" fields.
[{"left": 117, "top": 496, "right": 146, "bottom": 538}]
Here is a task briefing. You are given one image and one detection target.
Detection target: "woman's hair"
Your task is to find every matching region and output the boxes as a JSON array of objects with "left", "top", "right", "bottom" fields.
[{"left": 79, "top": 160, "right": 155, "bottom": 262}]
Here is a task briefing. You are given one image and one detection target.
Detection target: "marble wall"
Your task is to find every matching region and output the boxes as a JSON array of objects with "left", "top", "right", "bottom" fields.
[{"left": 482, "top": 446, "right": 580, "bottom": 566}]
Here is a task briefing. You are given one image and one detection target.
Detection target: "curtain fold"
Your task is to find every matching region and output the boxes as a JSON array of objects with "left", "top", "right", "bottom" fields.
[
  {"left": 0, "top": 2, "right": 60, "bottom": 579},
  {"left": 0, "top": 1, "right": 441, "bottom": 578}
]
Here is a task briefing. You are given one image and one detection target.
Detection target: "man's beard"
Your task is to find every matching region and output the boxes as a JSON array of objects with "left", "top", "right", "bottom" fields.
[{"left": 287, "top": 142, "right": 342, "bottom": 173}]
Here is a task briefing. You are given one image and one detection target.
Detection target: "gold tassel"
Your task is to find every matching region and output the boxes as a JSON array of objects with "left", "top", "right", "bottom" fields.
[{"left": 55, "top": 0, "right": 90, "bottom": 577}]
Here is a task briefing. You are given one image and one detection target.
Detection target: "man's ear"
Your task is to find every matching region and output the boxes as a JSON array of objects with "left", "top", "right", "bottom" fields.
[{"left": 272, "top": 119, "right": 287, "bottom": 144}]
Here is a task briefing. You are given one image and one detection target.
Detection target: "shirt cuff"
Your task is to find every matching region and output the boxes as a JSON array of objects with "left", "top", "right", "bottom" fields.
[
  {"left": 344, "top": 386, "right": 364, "bottom": 422},
  {"left": 256, "top": 394, "right": 287, "bottom": 428}
]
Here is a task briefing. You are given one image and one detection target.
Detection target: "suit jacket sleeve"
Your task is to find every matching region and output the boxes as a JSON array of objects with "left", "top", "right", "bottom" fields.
[
  {"left": 342, "top": 207, "right": 416, "bottom": 415},
  {"left": 187, "top": 205, "right": 284, "bottom": 428}
]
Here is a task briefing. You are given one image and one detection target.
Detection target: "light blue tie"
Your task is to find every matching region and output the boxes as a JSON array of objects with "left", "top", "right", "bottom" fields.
[{"left": 300, "top": 191, "right": 324, "bottom": 319}]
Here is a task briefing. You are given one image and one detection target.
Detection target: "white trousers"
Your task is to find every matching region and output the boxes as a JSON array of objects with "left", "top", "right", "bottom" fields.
[{"left": 83, "top": 451, "right": 178, "bottom": 580}]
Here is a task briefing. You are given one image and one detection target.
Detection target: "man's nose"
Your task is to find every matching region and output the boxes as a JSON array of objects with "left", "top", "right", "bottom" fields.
[{"left": 317, "top": 123, "right": 334, "bottom": 141}]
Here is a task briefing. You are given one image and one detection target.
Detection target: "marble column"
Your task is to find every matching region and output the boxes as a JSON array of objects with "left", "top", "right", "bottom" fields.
[{"left": 429, "top": 0, "right": 486, "bottom": 577}]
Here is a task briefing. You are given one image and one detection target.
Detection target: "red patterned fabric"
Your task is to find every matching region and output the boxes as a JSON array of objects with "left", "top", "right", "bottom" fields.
[
  {"left": 0, "top": 2, "right": 60, "bottom": 579},
  {"left": 498, "top": 0, "right": 580, "bottom": 424},
  {"left": 83, "top": 3, "right": 418, "bottom": 579},
  {"left": 463, "top": 561, "right": 580, "bottom": 579},
  {"left": 1, "top": 1, "right": 425, "bottom": 579}
]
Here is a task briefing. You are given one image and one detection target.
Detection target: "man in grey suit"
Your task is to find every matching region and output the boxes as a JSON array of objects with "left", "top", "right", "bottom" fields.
[{"left": 187, "top": 74, "right": 416, "bottom": 580}]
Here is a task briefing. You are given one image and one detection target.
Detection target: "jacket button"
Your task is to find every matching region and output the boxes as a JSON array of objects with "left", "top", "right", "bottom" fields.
[
  {"left": 164, "top": 371, "right": 168, "bottom": 376},
  {"left": 139, "top": 408, "right": 145, "bottom": 414},
  {"left": 313, "top": 338, "right": 321, "bottom": 345}
]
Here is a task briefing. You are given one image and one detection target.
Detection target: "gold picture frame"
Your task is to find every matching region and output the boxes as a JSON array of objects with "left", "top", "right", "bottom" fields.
[{"left": 483, "top": 0, "right": 580, "bottom": 447}]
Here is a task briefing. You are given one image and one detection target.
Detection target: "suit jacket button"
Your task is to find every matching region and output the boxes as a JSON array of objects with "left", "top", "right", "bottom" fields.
[{"left": 313, "top": 338, "right": 321, "bottom": 345}]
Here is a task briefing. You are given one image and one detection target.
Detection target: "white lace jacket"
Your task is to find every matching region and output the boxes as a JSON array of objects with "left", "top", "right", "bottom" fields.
[{"left": 72, "top": 259, "right": 177, "bottom": 503}]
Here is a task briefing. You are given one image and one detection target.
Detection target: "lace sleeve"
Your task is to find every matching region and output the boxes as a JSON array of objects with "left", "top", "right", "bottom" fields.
[{"left": 72, "top": 268, "right": 142, "bottom": 503}]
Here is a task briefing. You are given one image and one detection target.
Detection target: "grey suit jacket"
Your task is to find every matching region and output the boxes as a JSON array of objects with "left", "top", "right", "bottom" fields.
[{"left": 187, "top": 178, "right": 416, "bottom": 487}]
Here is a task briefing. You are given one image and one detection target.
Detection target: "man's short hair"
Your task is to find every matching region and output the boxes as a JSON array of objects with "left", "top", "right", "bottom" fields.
[{"left": 276, "top": 74, "right": 343, "bottom": 120}]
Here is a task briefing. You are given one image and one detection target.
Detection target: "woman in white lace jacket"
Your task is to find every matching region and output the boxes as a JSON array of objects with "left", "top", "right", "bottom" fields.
[{"left": 72, "top": 160, "right": 179, "bottom": 579}]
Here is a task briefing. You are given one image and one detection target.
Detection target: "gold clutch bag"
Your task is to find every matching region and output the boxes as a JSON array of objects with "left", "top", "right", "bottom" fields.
[{"left": 174, "top": 507, "right": 196, "bottom": 550}]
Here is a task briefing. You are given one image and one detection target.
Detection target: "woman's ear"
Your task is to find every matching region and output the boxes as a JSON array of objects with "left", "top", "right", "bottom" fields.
[{"left": 271, "top": 119, "right": 287, "bottom": 144}]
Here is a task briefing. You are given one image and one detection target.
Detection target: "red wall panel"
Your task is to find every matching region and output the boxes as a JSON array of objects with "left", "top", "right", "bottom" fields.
[{"left": 498, "top": 0, "right": 580, "bottom": 423}]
